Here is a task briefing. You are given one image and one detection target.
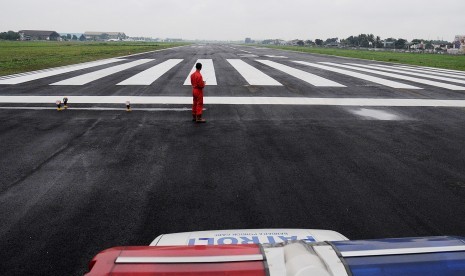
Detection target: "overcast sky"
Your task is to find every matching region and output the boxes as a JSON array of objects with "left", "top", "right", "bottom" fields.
[{"left": 2, "top": 0, "right": 464, "bottom": 41}]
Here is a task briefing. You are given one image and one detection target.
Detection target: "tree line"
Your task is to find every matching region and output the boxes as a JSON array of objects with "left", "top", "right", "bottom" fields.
[
  {"left": 339, "top": 34, "right": 453, "bottom": 50},
  {"left": 0, "top": 30, "right": 87, "bottom": 41},
  {"left": 304, "top": 35, "right": 410, "bottom": 49},
  {"left": 0, "top": 31, "right": 20, "bottom": 40},
  {"left": 339, "top": 34, "right": 407, "bottom": 49},
  {"left": 60, "top": 34, "right": 87, "bottom": 41},
  {"left": 261, "top": 34, "right": 453, "bottom": 50}
]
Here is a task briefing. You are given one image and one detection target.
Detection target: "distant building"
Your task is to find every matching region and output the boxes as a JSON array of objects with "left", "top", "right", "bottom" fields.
[
  {"left": 19, "top": 30, "right": 60, "bottom": 41},
  {"left": 164, "top": 38, "right": 183, "bottom": 42},
  {"left": 325, "top": 41, "right": 340, "bottom": 47},
  {"left": 410, "top": 41, "right": 425, "bottom": 50},
  {"left": 261, "top": 39, "right": 286, "bottom": 45},
  {"left": 454, "top": 35, "right": 465, "bottom": 52},
  {"left": 383, "top": 41, "right": 396, "bottom": 49},
  {"left": 287, "top": 39, "right": 304, "bottom": 46},
  {"left": 448, "top": 35, "right": 465, "bottom": 54},
  {"left": 430, "top": 40, "right": 450, "bottom": 51},
  {"left": 84, "top": 32, "right": 127, "bottom": 41}
]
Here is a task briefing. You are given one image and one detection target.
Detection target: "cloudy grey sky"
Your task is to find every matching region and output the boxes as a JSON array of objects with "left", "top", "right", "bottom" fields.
[{"left": 2, "top": 0, "right": 464, "bottom": 41}]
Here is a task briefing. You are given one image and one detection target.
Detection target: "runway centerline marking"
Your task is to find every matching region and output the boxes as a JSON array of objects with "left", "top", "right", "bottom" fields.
[
  {"left": 256, "top": 60, "right": 345, "bottom": 87},
  {"left": 293, "top": 61, "right": 421, "bottom": 89},
  {"left": 2, "top": 96, "right": 465, "bottom": 107},
  {"left": 226, "top": 59, "right": 282, "bottom": 86},
  {"left": 117, "top": 59, "right": 183, "bottom": 85},
  {"left": 50, "top": 59, "right": 154, "bottom": 85},
  {"left": 184, "top": 59, "right": 217, "bottom": 86}
]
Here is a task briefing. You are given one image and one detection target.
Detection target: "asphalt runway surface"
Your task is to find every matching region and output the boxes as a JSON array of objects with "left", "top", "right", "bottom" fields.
[{"left": 1, "top": 44, "right": 465, "bottom": 275}]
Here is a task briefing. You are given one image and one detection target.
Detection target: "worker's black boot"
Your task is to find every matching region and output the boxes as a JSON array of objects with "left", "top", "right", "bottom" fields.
[{"left": 196, "top": 115, "right": 206, "bottom": 123}]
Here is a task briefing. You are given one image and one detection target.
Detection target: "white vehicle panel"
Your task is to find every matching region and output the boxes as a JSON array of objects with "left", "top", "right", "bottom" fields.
[{"left": 151, "top": 229, "right": 348, "bottom": 246}]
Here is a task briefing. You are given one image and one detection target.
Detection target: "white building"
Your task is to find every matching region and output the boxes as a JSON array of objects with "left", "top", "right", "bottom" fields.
[{"left": 84, "top": 32, "right": 127, "bottom": 41}]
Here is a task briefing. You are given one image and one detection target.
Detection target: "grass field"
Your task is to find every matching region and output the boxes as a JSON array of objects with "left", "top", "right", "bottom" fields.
[
  {"left": 262, "top": 45, "right": 465, "bottom": 71},
  {"left": 0, "top": 41, "right": 189, "bottom": 76}
]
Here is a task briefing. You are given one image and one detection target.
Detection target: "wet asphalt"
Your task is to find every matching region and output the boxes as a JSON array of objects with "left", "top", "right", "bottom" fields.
[{"left": 1, "top": 45, "right": 465, "bottom": 275}]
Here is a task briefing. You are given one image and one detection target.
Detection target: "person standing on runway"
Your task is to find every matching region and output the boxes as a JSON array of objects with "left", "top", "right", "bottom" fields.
[{"left": 190, "top": 62, "right": 206, "bottom": 123}]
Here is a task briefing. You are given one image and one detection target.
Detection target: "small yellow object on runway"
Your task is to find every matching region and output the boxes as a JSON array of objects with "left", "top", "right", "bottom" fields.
[{"left": 56, "top": 100, "right": 62, "bottom": 111}]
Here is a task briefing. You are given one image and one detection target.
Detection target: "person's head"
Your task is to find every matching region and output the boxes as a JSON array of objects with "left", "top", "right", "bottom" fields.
[{"left": 196, "top": 63, "right": 202, "bottom": 70}]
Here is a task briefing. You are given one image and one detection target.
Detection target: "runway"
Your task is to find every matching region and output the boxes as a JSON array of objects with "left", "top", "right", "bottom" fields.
[
  {"left": 1, "top": 44, "right": 465, "bottom": 275},
  {"left": 2, "top": 44, "right": 465, "bottom": 93}
]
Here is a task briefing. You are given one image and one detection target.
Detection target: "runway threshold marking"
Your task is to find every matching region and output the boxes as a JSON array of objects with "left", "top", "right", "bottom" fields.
[
  {"left": 226, "top": 59, "right": 282, "bottom": 86},
  {"left": 50, "top": 59, "right": 153, "bottom": 85},
  {"left": 2, "top": 96, "right": 465, "bottom": 107},
  {"left": 117, "top": 59, "right": 183, "bottom": 85},
  {"left": 183, "top": 59, "right": 217, "bottom": 85},
  {"left": 369, "top": 64, "right": 465, "bottom": 80},
  {"left": 256, "top": 60, "right": 346, "bottom": 87},
  {"left": 293, "top": 61, "right": 421, "bottom": 89},
  {"left": 347, "top": 63, "right": 465, "bottom": 85},
  {"left": 320, "top": 62, "right": 465, "bottom": 90},
  {"left": 0, "top": 59, "right": 124, "bottom": 84},
  {"left": 393, "top": 65, "right": 465, "bottom": 76}
]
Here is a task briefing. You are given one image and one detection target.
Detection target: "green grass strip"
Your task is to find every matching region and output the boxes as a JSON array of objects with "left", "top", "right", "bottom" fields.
[{"left": 0, "top": 41, "right": 190, "bottom": 76}]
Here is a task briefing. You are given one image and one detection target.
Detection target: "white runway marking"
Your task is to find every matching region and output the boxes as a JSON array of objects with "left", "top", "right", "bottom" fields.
[
  {"left": 238, "top": 54, "right": 259, "bottom": 58},
  {"left": 51, "top": 59, "right": 153, "bottom": 85},
  {"left": 0, "top": 106, "right": 200, "bottom": 112},
  {"left": 371, "top": 64, "right": 465, "bottom": 80},
  {"left": 0, "top": 59, "right": 123, "bottom": 84},
  {"left": 264, "top": 55, "right": 288, "bottom": 58},
  {"left": 394, "top": 65, "right": 465, "bottom": 76},
  {"left": 257, "top": 60, "right": 345, "bottom": 87},
  {"left": 226, "top": 59, "right": 282, "bottom": 86},
  {"left": 347, "top": 63, "right": 465, "bottom": 85},
  {"left": 392, "top": 65, "right": 465, "bottom": 77},
  {"left": 2, "top": 96, "right": 465, "bottom": 107},
  {"left": 117, "top": 59, "right": 183, "bottom": 85},
  {"left": 320, "top": 62, "right": 465, "bottom": 90},
  {"left": 183, "top": 59, "right": 217, "bottom": 86},
  {"left": 350, "top": 108, "right": 401, "bottom": 120},
  {"left": 293, "top": 61, "right": 421, "bottom": 89}
]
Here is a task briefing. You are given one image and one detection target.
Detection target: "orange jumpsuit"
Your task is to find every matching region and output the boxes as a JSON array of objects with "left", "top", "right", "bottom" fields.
[{"left": 190, "top": 70, "right": 205, "bottom": 116}]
